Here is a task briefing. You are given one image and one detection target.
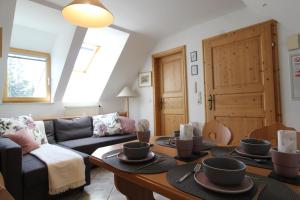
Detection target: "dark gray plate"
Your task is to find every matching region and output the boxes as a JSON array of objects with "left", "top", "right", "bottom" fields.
[
  {"left": 194, "top": 171, "right": 254, "bottom": 194},
  {"left": 117, "top": 151, "right": 155, "bottom": 163},
  {"left": 235, "top": 147, "right": 271, "bottom": 159}
]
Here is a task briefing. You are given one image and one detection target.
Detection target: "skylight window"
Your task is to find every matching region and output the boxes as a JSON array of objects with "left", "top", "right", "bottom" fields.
[
  {"left": 63, "top": 27, "right": 129, "bottom": 106},
  {"left": 73, "top": 44, "right": 100, "bottom": 73}
]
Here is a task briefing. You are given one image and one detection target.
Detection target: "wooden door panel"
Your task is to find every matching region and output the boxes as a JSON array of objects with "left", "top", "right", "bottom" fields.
[
  {"left": 212, "top": 37, "right": 262, "bottom": 90},
  {"left": 160, "top": 54, "right": 183, "bottom": 96},
  {"left": 214, "top": 93, "right": 265, "bottom": 117},
  {"left": 153, "top": 46, "right": 188, "bottom": 136},
  {"left": 204, "top": 21, "right": 280, "bottom": 144},
  {"left": 163, "top": 114, "right": 185, "bottom": 136},
  {"left": 163, "top": 98, "right": 185, "bottom": 114},
  {"left": 216, "top": 117, "right": 264, "bottom": 145}
]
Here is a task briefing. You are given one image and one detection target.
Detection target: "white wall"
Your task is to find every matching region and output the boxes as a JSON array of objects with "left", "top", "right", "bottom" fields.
[
  {"left": 0, "top": 0, "right": 16, "bottom": 103},
  {"left": 132, "top": 7, "right": 300, "bottom": 132},
  {"left": 11, "top": 24, "right": 56, "bottom": 52}
]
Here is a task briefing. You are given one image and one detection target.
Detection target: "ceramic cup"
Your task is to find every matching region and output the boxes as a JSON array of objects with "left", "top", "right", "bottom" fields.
[
  {"left": 176, "top": 139, "right": 193, "bottom": 158},
  {"left": 271, "top": 148, "right": 300, "bottom": 178},
  {"left": 137, "top": 131, "right": 150, "bottom": 143},
  {"left": 192, "top": 136, "right": 203, "bottom": 154},
  {"left": 180, "top": 124, "right": 193, "bottom": 140}
]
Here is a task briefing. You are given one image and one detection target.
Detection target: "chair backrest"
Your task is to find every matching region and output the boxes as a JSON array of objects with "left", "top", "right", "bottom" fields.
[
  {"left": 248, "top": 123, "right": 296, "bottom": 147},
  {"left": 203, "top": 120, "right": 232, "bottom": 145}
]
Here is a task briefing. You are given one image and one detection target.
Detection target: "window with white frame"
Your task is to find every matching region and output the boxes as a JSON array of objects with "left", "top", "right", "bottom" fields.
[{"left": 3, "top": 48, "right": 51, "bottom": 103}]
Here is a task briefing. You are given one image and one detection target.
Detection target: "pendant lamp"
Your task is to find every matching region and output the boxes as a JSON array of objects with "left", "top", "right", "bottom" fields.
[{"left": 62, "top": 0, "right": 114, "bottom": 28}]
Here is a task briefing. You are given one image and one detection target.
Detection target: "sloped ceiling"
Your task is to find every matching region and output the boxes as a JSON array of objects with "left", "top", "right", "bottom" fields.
[{"left": 48, "top": 0, "right": 246, "bottom": 39}]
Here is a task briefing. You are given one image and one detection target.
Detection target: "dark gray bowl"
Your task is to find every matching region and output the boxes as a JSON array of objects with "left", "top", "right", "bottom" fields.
[
  {"left": 123, "top": 142, "right": 150, "bottom": 160},
  {"left": 202, "top": 157, "right": 246, "bottom": 186},
  {"left": 240, "top": 138, "right": 271, "bottom": 155}
]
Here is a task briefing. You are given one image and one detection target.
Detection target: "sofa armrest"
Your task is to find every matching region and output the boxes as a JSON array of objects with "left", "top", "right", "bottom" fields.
[{"left": 0, "top": 138, "right": 22, "bottom": 200}]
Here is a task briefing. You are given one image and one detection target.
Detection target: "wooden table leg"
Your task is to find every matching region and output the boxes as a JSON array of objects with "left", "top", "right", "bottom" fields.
[{"left": 114, "top": 175, "right": 155, "bottom": 200}]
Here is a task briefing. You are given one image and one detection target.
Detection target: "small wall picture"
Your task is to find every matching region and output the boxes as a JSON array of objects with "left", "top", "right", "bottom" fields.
[
  {"left": 290, "top": 52, "right": 300, "bottom": 100},
  {"left": 191, "top": 65, "right": 198, "bottom": 76},
  {"left": 139, "top": 71, "right": 152, "bottom": 87},
  {"left": 190, "top": 51, "right": 197, "bottom": 62}
]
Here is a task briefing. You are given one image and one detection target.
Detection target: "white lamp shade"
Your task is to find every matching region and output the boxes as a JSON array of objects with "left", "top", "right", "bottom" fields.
[
  {"left": 117, "top": 86, "right": 136, "bottom": 97},
  {"left": 62, "top": 0, "right": 114, "bottom": 28}
]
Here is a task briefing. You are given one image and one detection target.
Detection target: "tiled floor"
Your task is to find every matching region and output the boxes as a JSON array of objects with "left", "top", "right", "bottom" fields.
[{"left": 62, "top": 167, "right": 169, "bottom": 200}]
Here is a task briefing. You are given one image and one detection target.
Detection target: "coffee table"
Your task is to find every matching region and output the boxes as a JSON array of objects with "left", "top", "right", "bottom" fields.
[{"left": 89, "top": 137, "right": 300, "bottom": 200}]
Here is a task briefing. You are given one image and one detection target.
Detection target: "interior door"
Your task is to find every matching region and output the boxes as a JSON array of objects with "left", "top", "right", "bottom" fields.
[
  {"left": 153, "top": 46, "right": 188, "bottom": 136},
  {"left": 203, "top": 20, "right": 281, "bottom": 145}
]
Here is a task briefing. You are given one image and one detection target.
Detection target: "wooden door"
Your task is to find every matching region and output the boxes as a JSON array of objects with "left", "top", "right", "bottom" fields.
[
  {"left": 203, "top": 20, "right": 281, "bottom": 145},
  {"left": 152, "top": 46, "right": 188, "bottom": 136}
]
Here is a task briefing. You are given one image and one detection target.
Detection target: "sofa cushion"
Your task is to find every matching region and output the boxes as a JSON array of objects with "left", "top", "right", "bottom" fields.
[
  {"left": 54, "top": 117, "right": 93, "bottom": 142},
  {"left": 22, "top": 147, "right": 90, "bottom": 188},
  {"left": 119, "top": 116, "right": 136, "bottom": 133},
  {"left": 43, "top": 120, "right": 56, "bottom": 144},
  {"left": 7, "top": 129, "right": 40, "bottom": 154},
  {"left": 93, "top": 113, "right": 122, "bottom": 137},
  {"left": 58, "top": 134, "right": 137, "bottom": 155}
]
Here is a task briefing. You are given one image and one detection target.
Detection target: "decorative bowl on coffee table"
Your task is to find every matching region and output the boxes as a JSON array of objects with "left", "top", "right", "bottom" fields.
[{"left": 123, "top": 142, "right": 150, "bottom": 160}]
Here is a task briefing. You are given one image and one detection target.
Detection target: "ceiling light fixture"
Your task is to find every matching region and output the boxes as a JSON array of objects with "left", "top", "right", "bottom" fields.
[{"left": 62, "top": 0, "right": 114, "bottom": 28}]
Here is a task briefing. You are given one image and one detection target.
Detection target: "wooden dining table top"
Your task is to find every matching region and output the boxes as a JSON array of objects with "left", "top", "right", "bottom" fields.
[{"left": 89, "top": 136, "right": 300, "bottom": 200}]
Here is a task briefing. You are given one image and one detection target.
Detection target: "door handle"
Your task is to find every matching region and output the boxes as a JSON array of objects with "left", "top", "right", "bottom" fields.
[
  {"left": 160, "top": 98, "right": 164, "bottom": 110},
  {"left": 208, "top": 95, "right": 213, "bottom": 110}
]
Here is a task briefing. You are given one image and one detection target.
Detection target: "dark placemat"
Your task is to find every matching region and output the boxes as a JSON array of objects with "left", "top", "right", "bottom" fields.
[
  {"left": 167, "top": 163, "right": 300, "bottom": 200},
  {"left": 211, "top": 146, "right": 273, "bottom": 170},
  {"left": 268, "top": 171, "right": 300, "bottom": 186},
  {"left": 155, "top": 136, "right": 215, "bottom": 151},
  {"left": 175, "top": 151, "right": 208, "bottom": 162},
  {"left": 102, "top": 149, "right": 177, "bottom": 174}
]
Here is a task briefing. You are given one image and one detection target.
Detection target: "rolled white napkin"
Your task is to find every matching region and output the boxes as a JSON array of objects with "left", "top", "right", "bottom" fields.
[
  {"left": 277, "top": 130, "right": 297, "bottom": 153},
  {"left": 189, "top": 122, "right": 202, "bottom": 137},
  {"left": 137, "top": 119, "right": 150, "bottom": 132},
  {"left": 180, "top": 124, "right": 193, "bottom": 140}
]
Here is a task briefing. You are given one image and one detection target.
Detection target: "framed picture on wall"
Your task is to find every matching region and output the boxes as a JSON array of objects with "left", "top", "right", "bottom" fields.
[
  {"left": 191, "top": 65, "right": 198, "bottom": 76},
  {"left": 290, "top": 52, "right": 300, "bottom": 100},
  {"left": 139, "top": 71, "right": 152, "bottom": 87},
  {"left": 190, "top": 51, "right": 197, "bottom": 62}
]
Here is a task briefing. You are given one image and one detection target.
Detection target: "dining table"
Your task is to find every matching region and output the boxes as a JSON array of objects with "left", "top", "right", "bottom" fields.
[{"left": 89, "top": 136, "right": 300, "bottom": 200}]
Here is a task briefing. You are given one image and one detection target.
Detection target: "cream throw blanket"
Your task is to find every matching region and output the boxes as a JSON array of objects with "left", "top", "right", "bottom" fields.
[{"left": 31, "top": 144, "right": 86, "bottom": 195}]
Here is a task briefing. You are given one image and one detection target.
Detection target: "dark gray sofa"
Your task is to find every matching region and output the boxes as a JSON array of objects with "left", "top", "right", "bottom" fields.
[{"left": 0, "top": 116, "right": 137, "bottom": 200}]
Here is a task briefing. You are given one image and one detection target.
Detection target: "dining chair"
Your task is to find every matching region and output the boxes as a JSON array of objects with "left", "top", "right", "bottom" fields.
[
  {"left": 248, "top": 123, "right": 299, "bottom": 148},
  {"left": 202, "top": 120, "right": 232, "bottom": 145}
]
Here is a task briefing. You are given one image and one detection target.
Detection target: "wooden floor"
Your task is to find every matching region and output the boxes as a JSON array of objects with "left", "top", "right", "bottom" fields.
[{"left": 62, "top": 167, "right": 169, "bottom": 200}]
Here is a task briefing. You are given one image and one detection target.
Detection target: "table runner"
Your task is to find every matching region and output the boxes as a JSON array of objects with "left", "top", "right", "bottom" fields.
[
  {"left": 175, "top": 152, "right": 208, "bottom": 162},
  {"left": 211, "top": 146, "right": 273, "bottom": 170},
  {"left": 167, "top": 163, "right": 300, "bottom": 200},
  {"left": 102, "top": 149, "right": 177, "bottom": 174}
]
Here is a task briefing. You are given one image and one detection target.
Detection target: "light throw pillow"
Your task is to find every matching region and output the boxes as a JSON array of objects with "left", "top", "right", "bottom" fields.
[
  {"left": 7, "top": 129, "right": 40, "bottom": 154},
  {"left": 93, "top": 113, "right": 122, "bottom": 136},
  {"left": 0, "top": 117, "right": 28, "bottom": 136},
  {"left": 0, "top": 115, "right": 48, "bottom": 145},
  {"left": 33, "top": 121, "right": 48, "bottom": 145},
  {"left": 119, "top": 116, "right": 136, "bottom": 133}
]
